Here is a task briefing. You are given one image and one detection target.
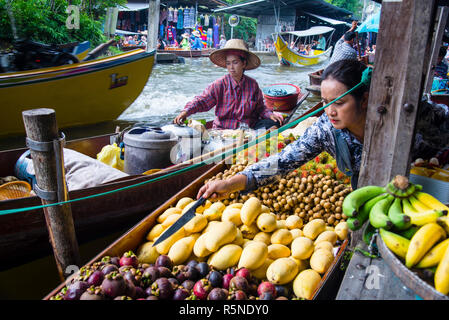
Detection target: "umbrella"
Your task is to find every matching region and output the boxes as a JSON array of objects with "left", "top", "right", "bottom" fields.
[{"left": 356, "top": 11, "right": 381, "bottom": 33}]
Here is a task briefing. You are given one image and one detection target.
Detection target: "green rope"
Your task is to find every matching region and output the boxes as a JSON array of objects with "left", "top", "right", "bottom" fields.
[{"left": 0, "top": 67, "right": 372, "bottom": 216}]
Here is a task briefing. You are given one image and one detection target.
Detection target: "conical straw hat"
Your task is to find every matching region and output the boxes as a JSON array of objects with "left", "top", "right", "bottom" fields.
[{"left": 209, "top": 39, "right": 261, "bottom": 70}]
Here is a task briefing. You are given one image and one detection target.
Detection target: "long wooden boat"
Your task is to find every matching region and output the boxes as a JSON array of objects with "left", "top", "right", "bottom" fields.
[
  {"left": 273, "top": 26, "right": 334, "bottom": 67},
  {"left": 43, "top": 121, "right": 347, "bottom": 301},
  {"left": 120, "top": 44, "right": 147, "bottom": 52},
  {"left": 0, "top": 49, "right": 155, "bottom": 138},
  {"left": 157, "top": 48, "right": 203, "bottom": 58},
  {"left": 306, "top": 68, "right": 323, "bottom": 97}
]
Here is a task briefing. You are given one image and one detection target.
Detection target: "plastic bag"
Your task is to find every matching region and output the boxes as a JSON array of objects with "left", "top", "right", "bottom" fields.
[{"left": 97, "top": 143, "right": 124, "bottom": 171}]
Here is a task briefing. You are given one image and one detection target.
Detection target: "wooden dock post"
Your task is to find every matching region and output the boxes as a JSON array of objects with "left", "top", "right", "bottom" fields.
[
  {"left": 147, "top": 0, "right": 160, "bottom": 51},
  {"left": 22, "top": 108, "right": 80, "bottom": 282}
]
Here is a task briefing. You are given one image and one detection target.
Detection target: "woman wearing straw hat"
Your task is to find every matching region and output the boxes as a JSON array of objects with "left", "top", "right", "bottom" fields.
[
  {"left": 174, "top": 39, "right": 284, "bottom": 130},
  {"left": 191, "top": 30, "right": 203, "bottom": 50},
  {"left": 180, "top": 32, "right": 191, "bottom": 50}
]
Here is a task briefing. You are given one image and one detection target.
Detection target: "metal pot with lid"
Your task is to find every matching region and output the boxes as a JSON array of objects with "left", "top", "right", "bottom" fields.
[
  {"left": 123, "top": 126, "right": 178, "bottom": 174},
  {"left": 161, "top": 124, "right": 202, "bottom": 164}
]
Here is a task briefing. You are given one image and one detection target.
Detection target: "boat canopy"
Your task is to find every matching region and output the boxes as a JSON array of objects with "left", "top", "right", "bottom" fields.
[{"left": 279, "top": 26, "right": 335, "bottom": 38}]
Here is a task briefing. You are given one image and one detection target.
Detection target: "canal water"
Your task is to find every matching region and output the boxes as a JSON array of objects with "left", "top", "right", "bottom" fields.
[{"left": 1, "top": 54, "right": 329, "bottom": 299}]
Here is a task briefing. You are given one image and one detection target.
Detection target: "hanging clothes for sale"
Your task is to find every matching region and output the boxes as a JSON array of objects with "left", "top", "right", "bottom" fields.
[
  {"left": 160, "top": 8, "right": 168, "bottom": 24},
  {"left": 213, "top": 23, "right": 220, "bottom": 48},
  {"left": 204, "top": 14, "right": 209, "bottom": 27},
  {"left": 190, "top": 7, "right": 195, "bottom": 28},
  {"left": 168, "top": 7, "right": 174, "bottom": 22},
  {"left": 196, "top": 25, "right": 207, "bottom": 48},
  {"left": 207, "top": 28, "right": 213, "bottom": 48},
  {"left": 177, "top": 8, "right": 184, "bottom": 29},
  {"left": 173, "top": 8, "right": 178, "bottom": 23},
  {"left": 160, "top": 23, "right": 165, "bottom": 39},
  {"left": 166, "top": 25, "right": 174, "bottom": 44},
  {"left": 200, "top": 14, "right": 205, "bottom": 26}
]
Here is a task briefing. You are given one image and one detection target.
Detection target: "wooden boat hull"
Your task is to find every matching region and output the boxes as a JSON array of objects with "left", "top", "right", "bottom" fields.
[
  {"left": 0, "top": 133, "right": 213, "bottom": 270},
  {"left": 0, "top": 49, "right": 155, "bottom": 137},
  {"left": 274, "top": 34, "right": 332, "bottom": 67},
  {"left": 44, "top": 159, "right": 348, "bottom": 300},
  {"left": 120, "top": 45, "right": 147, "bottom": 51},
  {"left": 157, "top": 49, "right": 203, "bottom": 58}
]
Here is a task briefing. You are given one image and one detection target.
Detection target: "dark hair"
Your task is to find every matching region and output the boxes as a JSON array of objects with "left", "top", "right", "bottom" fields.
[
  {"left": 344, "top": 31, "right": 356, "bottom": 41},
  {"left": 321, "top": 59, "right": 370, "bottom": 103}
]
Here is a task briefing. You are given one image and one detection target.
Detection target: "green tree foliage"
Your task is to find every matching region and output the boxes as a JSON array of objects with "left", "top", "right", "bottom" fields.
[
  {"left": 324, "top": 0, "right": 362, "bottom": 17},
  {"left": 0, "top": 0, "right": 125, "bottom": 47},
  {"left": 221, "top": 0, "right": 257, "bottom": 42}
]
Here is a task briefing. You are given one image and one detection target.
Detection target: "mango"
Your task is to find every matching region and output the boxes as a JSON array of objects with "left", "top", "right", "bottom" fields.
[
  {"left": 136, "top": 241, "right": 160, "bottom": 264},
  {"left": 268, "top": 244, "right": 291, "bottom": 259},
  {"left": 168, "top": 234, "right": 200, "bottom": 265},
  {"left": 310, "top": 248, "right": 334, "bottom": 274},
  {"left": 293, "top": 269, "right": 321, "bottom": 300},
  {"left": 161, "top": 214, "right": 181, "bottom": 228},
  {"left": 334, "top": 221, "right": 349, "bottom": 241},
  {"left": 203, "top": 201, "right": 226, "bottom": 221},
  {"left": 202, "top": 221, "right": 221, "bottom": 234},
  {"left": 266, "top": 257, "right": 299, "bottom": 285},
  {"left": 291, "top": 237, "right": 314, "bottom": 260},
  {"left": 314, "top": 241, "right": 334, "bottom": 253},
  {"left": 232, "top": 228, "right": 245, "bottom": 246},
  {"left": 205, "top": 221, "right": 237, "bottom": 252},
  {"left": 228, "top": 203, "right": 243, "bottom": 209},
  {"left": 314, "top": 231, "right": 338, "bottom": 245},
  {"left": 193, "top": 233, "right": 212, "bottom": 258},
  {"left": 184, "top": 214, "right": 208, "bottom": 234},
  {"left": 289, "top": 257, "right": 309, "bottom": 273},
  {"left": 303, "top": 219, "right": 326, "bottom": 240},
  {"left": 276, "top": 220, "right": 287, "bottom": 229},
  {"left": 252, "top": 258, "right": 274, "bottom": 280},
  {"left": 146, "top": 224, "right": 166, "bottom": 241},
  {"left": 271, "top": 229, "right": 293, "bottom": 246},
  {"left": 290, "top": 228, "right": 303, "bottom": 240},
  {"left": 253, "top": 232, "right": 272, "bottom": 245},
  {"left": 222, "top": 207, "right": 243, "bottom": 226},
  {"left": 238, "top": 241, "right": 268, "bottom": 270},
  {"left": 256, "top": 213, "right": 277, "bottom": 233},
  {"left": 155, "top": 227, "right": 186, "bottom": 255},
  {"left": 157, "top": 207, "right": 182, "bottom": 223},
  {"left": 208, "top": 244, "right": 243, "bottom": 270},
  {"left": 286, "top": 215, "right": 303, "bottom": 230},
  {"left": 261, "top": 205, "right": 270, "bottom": 214},
  {"left": 241, "top": 197, "right": 262, "bottom": 226},
  {"left": 240, "top": 223, "right": 259, "bottom": 240},
  {"left": 176, "top": 197, "right": 194, "bottom": 210}
]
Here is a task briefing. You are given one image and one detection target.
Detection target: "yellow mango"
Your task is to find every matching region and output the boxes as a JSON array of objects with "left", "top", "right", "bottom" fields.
[
  {"left": 238, "top": 241, "right": 268, "bottom": 270},
  {"left": 286, "top": 215, "right": 303, "bottom": 230},
  {"left": 310, "top": 248, "right": 334, "bottom": 274},
  {"left": 228, "top": 203, "right": 243, "bottom": 209},
  {"left": 303, "top": 219, "right": 326, "bottom": 240},
  {"left": 168, "top": 234, "right": 200, "bottom": 265},
  {"left": 155, "top": 227, "right": 186, "bottom": 255},
  {"left": 161, "top": 214, "right": 181, "bottom": 228},
  {"left": 136, "top": 241, "right": 160, "bottom": 264},
  {"left": 268, "top": 244, "right": 291, "bottom": 259},
  {"left": 240, "top": 197, "right": 262, "bottom": 226},
  {"left": 146, "top": 224, "right": 166, "bottom": 241},
  {"left": 252, "top": 258, "right": 274, "bottom": 280},
  {"left": 176, "top": 197, "right": 194, "bottom": 210},
  {"left": 314, "top": 231, "right": 338, "bottom": 245},
  {"left": 271, "top": 229, "right": 293, "bottom": 246},
  {"left": 240, "top": 223, "right": 259, "bottom": 239},
  {"left": 232, "top": 228, "right": 245, "bottom": 246},
  {"left": 205, "top": 221, "right": 237, "bottom": 252},
  {"left": 261, "top": 205, "right": 270, "bottom": 213},
  {"left": 253, "top": 232, "right": 272, "bottom": 245},
  {"left": 314, "top": 241, "right": 334, "bottom": 253},
  {"left": 208, "top": 244, "right": 243, "bottom": 270},
  {"left": 222, "top": 207, "right": 243, "bottom": 226},
  {"left": 334, "top": 221, "right": 349, "bottom": 241},
  {"left": 290, "top": 228, "right": 303, "bottom": 240},
  {"left": 276, "top": 220, "right": 287, "bottom": 229},
  {"left": 203, "top": 201, "right": 226, "bottom": 221},
  {"left": 289, "top": 257, "right": 309, "bottom": 273},
  {"left": 293, "top": 269, "right": 322, "bottom": 300},
  {"left": 157, "top": 207, "right": 182, "bottom": 223},
  {"left": 266, "top": 257, "right": 299, "bottom": 285},
  {"left": 291, "top": 237, "right": 314, "bottom": 260},
  {"left": 242, "top": 239, "right": 252, "bottom": 248},
  {"left": 202, "top": 221, "right": 221, "bottom": 234},
  {"left": 184, "top": 214, "right": 208, "bottom": 234},
  {"left": 256, "top": 213, "right": 277, "bottom": 233},
  {"left": 193, "top": 233, "right": 213, "bottom": 258}
]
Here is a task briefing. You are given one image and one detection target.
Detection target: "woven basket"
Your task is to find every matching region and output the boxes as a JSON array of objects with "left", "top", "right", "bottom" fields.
[{"left": 0, "top": 181, "right": 32, "bottom": 200}]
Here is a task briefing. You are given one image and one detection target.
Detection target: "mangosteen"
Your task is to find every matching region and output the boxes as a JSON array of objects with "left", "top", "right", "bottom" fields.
[
  {"left": 229, "top": 276, "right": 250, "bottom": 293},
  {"left": 142, "top": 266, "right": 160, "bottom": 286},
  {"left": 158, "top": 266, "right": 173, "bottom": 278},
  {"left": 110, "top": 256, "right": 121, "bottom": 267},
  {"left": 151, "top": 277, "right": 174, "bottom": 300},
  {"left": 193, "top": 279, "right": 212, "bottom": 300},
  {"left": 155, "top": 255, "right": 173, "bottom": 270},
  {"left": 87, "top": 270, "right": 104, "bottom": 287},
  {"left": 168, "top": 277, "right": 179, "bottom": 289},
  {"left": 100, "top": 256, "right": 113, "bottom": 265},
  {"left": 181, "top": 280, "right": 195, "bottom": 291},
  {"left": 195, "top": 262, "right": 209, "bottom": 278},
  {"left": 235, "top": 268, "right": 251, "bottom": 281},
  {"left": 186, "top": 260, "right": 198, "bottom": 268},
  {"left": 207, "top": 288, "right": 228, "bottom": 300},
  {"left": 114, "top": 296, "right": 133, "bottom": 300},
  {"left": 119, "top": 251, "right": 138, "bottom": 268},
  {"left": 226, "top": 267, "right": 236, "bottom": 276},
  {"left": 173, "top": 265, "right": 188, "bottom": 283},
  {"left": 260, "top": 292, "right": 274, "bottom": 300},
  {"left": 145, "top": 286, "right": 153, "bottom": 297},
  {"left": 80, "top": 286, "right": 106, "bottom": 300},
  {"left": 222, "top": 273, "right": 234, "bottom": 289},
  {"left": 274, "top": 285, "right": 289, "bottom": 297},
  {"left": 120, "top": 267, "right": 142, "bottom": 286},
  {"left": 146, "top": 295, "right": 158, "bottom": 300},
  {"left": 257, "top": 281, "right": 276, "bottom": 298},
  {"left": 101, "top": 272, "right": 127, "bottom": 299},
  {"left": 184, "top": 265, "right": 200, "bottom": 281},
  {"left": 207, "top": 271, "right": 223, "bottom": 288},
  {"left": 230, "top": 290, "right": 247, "bottom": 300},
  {"left": 101, "top": 263, "right": 119, "bottom": 276},
  {"left": 125, "top": 279, "right": 137, "bottom": 299},
  {"left": 134, "top": 286, "right": 146, "bottom": 299},
  {"left": 64, "top": 280, "right": 89, "bottom": 300},
  {"left": 173, "top": 287, "right": 191, "bottom": 300}
]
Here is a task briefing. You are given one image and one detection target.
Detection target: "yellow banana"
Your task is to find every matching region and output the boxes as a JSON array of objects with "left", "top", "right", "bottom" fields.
[
  {"left": 401, "top": 198, "right": 443, "bottom": 225},
  {"left": 435, "top": 244, "right": 449, "bottom": 295},
  {"left": 437, "top": 216, "right": 449, "bottom": 236},
  {"left": 413, "top": 191, "right": 449, "bottom": 212},
  {"left": 415, "top": 238, "right": 449, "bottom": 268},
  {"left": 409, "top": 194, "right": 433, "bottom": 212},
  {"left": 405, "top": 223, "right": 446, "bottom": 268},
  {"left": 379, "top": 228, "right": 410, "bottom": 259}
]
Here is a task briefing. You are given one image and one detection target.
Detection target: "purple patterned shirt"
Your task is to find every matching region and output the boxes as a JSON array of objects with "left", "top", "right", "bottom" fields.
[{"left": 183, "top": 74, "right": 273, "bottom": 129}]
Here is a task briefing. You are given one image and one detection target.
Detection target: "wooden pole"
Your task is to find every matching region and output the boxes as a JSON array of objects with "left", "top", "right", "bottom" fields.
[
  {"left": 22, "top": 108, "right": 80, "bottom": 282},
  {"left": 147, "top": 0, "right": 160, "bottom": 51},
  {"left": 356, "top": 0, "right": 436, "bottom": 245}
]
